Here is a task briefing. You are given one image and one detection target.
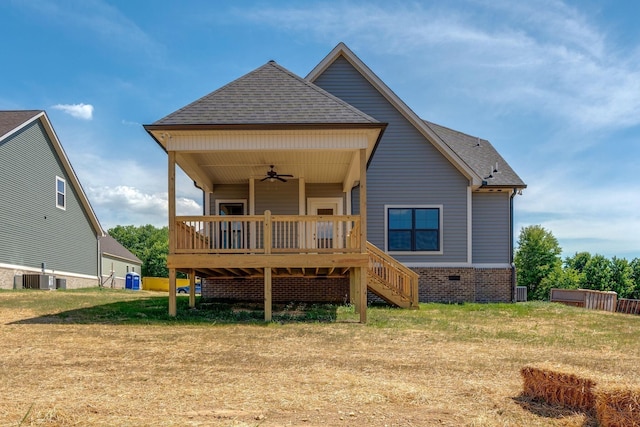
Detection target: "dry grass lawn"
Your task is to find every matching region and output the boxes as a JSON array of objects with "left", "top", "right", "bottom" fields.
[{"left": 0, "top": 289, "right": 639, "bottom": 426}]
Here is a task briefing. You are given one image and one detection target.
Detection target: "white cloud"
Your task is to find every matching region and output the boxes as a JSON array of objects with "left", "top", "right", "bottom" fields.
[
  {"left": 52, "top": 103, "right": 94, "bottom": 120},
  {"left": 244, "top": 2, "right": 640, "bottom": 133},
  {"left": 515, "top": 170, "right": 640, "bottom": 258},
  {"left": 87, "top": 185, "right": 202, "bottom": 230}
]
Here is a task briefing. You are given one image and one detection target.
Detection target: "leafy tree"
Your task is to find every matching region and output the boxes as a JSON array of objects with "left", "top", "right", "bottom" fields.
[
  {"left": 540, "top": 265, "right": 581, "bottom": 295},
  {"left": 514, "top": 225, "right": 562, "bottom": 300},
  {"left": 609, "top": 257, "right": 634, "bottom": 298},
  {"left": 108, "top": 225, "right": 170, "bottom": 277},
  {"left": 629, "top": 258, "right": 640, "bottom": 299},
  {"left": 579, "top": 254, "right": 613, "bottom": 292},
  {"left": 564, "top": 252, "right": 591, "bottom": 273}
]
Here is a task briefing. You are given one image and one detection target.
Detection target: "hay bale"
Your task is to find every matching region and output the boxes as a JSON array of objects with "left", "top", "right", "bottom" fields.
[
  {"left": 595, "top": 387, "right": 640, "bottom": 427},
  {"left": 521, "top": 365, "right": 597, "bottom": 411}
]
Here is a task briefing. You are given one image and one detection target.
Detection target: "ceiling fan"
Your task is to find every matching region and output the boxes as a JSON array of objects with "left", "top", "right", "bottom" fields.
[{"left": 261, "top": 165, "right": 293, "bottom": 182}]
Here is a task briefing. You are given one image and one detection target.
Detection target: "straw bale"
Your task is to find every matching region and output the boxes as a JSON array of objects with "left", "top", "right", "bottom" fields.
[
  {"left": 520, "top": 365, "right": 597, "bottom": 411},
  {"left": 595, "top": 387, "right": 640, "bottom": 427}
]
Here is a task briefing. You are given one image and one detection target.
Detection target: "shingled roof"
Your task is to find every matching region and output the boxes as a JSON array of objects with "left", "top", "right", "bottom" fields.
[
  {"left": 100, "top": 235, "right": 142, "bottom": 264},
  {"left": 152, "top": 61, "right": 380, "bottom": 126},
  {"left": 425, "top": 120, "right": 525, "bottom": 188},
  {"left": 0, "top": 110, "right": 42, "bottom": 137}
]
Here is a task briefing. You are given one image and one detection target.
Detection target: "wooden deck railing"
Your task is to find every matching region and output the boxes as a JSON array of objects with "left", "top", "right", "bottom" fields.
[
  {"left": 174, "top": 212, "right": 361, "bottom": 254},
  {"left": 366, "top": 241, "right": 419, "bottom": 308}
]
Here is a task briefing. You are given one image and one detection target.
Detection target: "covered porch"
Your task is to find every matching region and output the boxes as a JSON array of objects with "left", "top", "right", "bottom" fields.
[
  {"left": 146, "top": 126, "right": 380, "bottom": 322},
  {"left": 143, "top": 59, "right": 413, "bottom": 322}
]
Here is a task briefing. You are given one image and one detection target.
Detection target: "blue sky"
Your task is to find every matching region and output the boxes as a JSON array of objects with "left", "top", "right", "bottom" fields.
[{"left": 2, "top": 0, "right": 640, "bottom": 259}]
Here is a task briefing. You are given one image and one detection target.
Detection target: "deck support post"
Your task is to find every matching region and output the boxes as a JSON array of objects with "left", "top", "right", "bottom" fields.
[
  {"left": 168, "top": 150, "right": 177, "bottom": 317},
  {"left": 352, "top": 268, "right": 361, "bottom": 314},
  {"left": 188, "top": 268, "right": 196, "bottom": 308},
  {"left": 264, "top": 268, "right": 272, "bottom": 322},
  {"left": 169, "top": 268, "right": 177, "bottom": 316},
  {"left": 349, "top": 268, "right": 357, "bottom": 306},
  {"left": 359, "top": 266, "right": 367, "bottom": 323},
  {"left": 359, "top": 148, "right": 367, "bottom": 323}
]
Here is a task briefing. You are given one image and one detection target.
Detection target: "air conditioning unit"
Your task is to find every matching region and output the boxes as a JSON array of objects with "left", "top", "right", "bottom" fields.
[{"left": 23, "top": 274, "right": 54, "bottom": 289}]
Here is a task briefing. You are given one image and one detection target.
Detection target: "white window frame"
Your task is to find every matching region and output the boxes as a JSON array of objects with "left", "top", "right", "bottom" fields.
[
  {"left": 56, "top": 176, "right": 66, "bottom": 210},
  {"left": 214, "top": 199, "right": 247, "bottom": 249},
  {"left": 384, "top": 204, "right": 443, "bottom": 255}
]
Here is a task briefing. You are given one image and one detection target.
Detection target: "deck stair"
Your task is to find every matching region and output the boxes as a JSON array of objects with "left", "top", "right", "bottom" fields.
[{"left": 366, "top": 242, "right": 419, "bottom": 309}]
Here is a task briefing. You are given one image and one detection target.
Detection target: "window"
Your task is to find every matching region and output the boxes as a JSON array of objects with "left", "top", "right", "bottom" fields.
[
  {"left": 56, "top": 176, "right": 66, "bottom": 210},
  {"left": 387, "top": 207, "right": 441, "bottom": 252}
]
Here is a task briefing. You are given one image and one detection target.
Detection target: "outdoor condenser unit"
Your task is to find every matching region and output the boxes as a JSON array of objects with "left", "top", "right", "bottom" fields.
[{"left": 22, "top": 274, "right": 54, "bottom": 289}]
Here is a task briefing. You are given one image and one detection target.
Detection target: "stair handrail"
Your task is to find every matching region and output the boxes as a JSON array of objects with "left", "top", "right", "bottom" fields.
[{"left": 366, "top": 241, "right": 419, "bottom": 308}]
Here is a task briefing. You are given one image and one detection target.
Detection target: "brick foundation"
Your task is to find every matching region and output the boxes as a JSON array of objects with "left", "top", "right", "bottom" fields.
[
  {"left": 413, "top": 267, "right": 513, "bottom": 303},
  {"left": 203, "top": 276, "right": 350, "bottom": 304},
  {"left": 204, "top": 267, "right": 513, "bottom": 305}
]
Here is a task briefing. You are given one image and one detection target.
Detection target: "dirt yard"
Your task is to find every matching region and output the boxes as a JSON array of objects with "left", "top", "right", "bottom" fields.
[{"left": 1, "top": 290, "right": 638, "bottom": 426}]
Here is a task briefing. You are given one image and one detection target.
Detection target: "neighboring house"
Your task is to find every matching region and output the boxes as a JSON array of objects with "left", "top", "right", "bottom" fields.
[
  {"left": 144, "top": 43, "right": 525, "bottom": 321},
  {"left": 99, "top": 234, "right": 142, "bottom": 288},
  {"left": 0, "top": 110, "right": 103, "bottom": 289}
]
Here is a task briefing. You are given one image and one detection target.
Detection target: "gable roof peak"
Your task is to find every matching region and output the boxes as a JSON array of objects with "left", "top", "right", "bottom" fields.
[{"left": 149, "top": 59, "right": 381, "bottom": 127}]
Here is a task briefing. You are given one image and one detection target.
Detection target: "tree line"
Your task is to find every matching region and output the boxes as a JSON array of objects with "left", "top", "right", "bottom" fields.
[
  {"left": 108, "top": 223, "right": 640, "bottom": 301},
  {"left": 514, "top": 225, "right": 640, "bottom": 301},
  {"left": 108, "top": 225, "right": 170, "bottom": 278}
]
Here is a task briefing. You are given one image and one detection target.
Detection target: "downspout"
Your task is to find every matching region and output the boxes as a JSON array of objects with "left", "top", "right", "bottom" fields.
[{"left": 510, "top": 188, "right": 517, "bottom": 302}]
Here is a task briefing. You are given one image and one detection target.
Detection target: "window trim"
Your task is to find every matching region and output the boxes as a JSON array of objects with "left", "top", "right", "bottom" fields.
[
  {"left": 56, "top": 176, "right": 66, "bottom": 210},
  {"left": 384, "top": 204, "right": 443, "bottom": 255}
]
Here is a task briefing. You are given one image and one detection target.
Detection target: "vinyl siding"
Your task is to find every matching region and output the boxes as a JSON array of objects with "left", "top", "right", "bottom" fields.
[
  {"left": 255, "top": 179, "right": 298, "bottom": 215},
  {"left": 306, "top": 183, "right": 344, "bottom": 212},
  {"left": 0, "top": 120, "right": 98, "bottom": 275},
  {"left": 209, "top": 184, "right": 249, "bottom": 213},
  {"left": 102, "top": 255, "right": 140, "bottom": 279},
  {"left": 314, "top": 57, "right": 469, "bottom": 263},
  {"left": 472, "top": 192, "right": 511, "bottom": 264}
]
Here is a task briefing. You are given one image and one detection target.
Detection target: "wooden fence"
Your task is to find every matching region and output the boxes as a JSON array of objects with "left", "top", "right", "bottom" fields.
[
  {"left": 549, "top": 289, "right": 617, "bottom": 312},
  {"left": 616, "top": 298, "right": 640, "bottom": 315},
  {"left": 550, "top": 288, "right": 640, "bottom": 315}
]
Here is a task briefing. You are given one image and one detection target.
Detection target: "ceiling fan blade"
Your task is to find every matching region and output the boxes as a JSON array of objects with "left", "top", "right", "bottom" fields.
[
  {"left": 277, "top": 174, "right": 293, "bottom": 178},
  {"left": 260, "top": 177, "right": 269, "bottom": 182},
  {"left": 276, "top": 176, "right": 287, "bottom": 182}
]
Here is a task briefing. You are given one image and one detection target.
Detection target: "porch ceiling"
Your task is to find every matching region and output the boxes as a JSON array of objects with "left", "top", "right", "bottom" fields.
[{"left": 177, "top": 150, "right": 355, "bottom": 185}]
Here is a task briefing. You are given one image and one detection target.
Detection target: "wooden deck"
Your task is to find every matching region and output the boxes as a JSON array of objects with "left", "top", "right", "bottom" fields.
[
  {"left": 170, "top": 212, "right": 366, "bottom": 278},
  {"left": 168, "top": 213, "right": 418, "bottom": 314}
]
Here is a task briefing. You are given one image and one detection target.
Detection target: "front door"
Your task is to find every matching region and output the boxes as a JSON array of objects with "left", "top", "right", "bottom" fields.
[
  {"left": 307, "top": 198, "right": 343, "bottom": 249},
  {"left": 217, "top": 200, "right": 246, "bottom": 249}
]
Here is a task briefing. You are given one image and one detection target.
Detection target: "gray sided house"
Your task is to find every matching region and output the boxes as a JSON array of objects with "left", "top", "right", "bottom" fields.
[
  {"left": 145, "top": 43, "right": 525, "bottom": 319},
  {"left": 99, "top": 234, "right": 142, "bottom": 288},
  {"left": 308, "top": 44, "right": 526, "bottom": 303},
  {"left": 0, "top": 110, "right": 103, "bottom": 289}
]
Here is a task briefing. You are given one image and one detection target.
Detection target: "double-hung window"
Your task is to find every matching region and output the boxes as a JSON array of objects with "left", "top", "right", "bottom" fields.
[
  {"left": 56, "top": 176, "right": 66, "bottom": 210},
  {"left": 387, "top": 206, "right": 441, "bottom": 252}
]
